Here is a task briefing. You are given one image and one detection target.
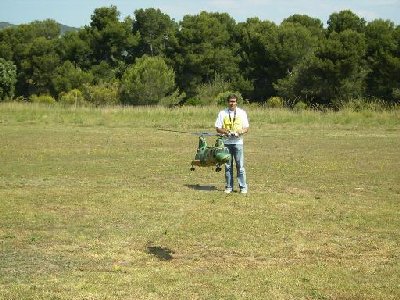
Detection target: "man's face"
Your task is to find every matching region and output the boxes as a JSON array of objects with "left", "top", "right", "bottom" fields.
[{"left": 228, "top": 98, "right": 237, "bottom": 110}]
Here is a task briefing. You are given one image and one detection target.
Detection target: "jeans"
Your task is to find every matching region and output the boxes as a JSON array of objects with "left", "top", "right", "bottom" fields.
[{"left": 224, "top": 143, "right": 247, "bottom": 191}]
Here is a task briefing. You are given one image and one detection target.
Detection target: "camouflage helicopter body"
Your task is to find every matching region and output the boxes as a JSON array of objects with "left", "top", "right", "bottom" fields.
[{"left": 190, "top": 134, "right": 231, "bottom": 172}]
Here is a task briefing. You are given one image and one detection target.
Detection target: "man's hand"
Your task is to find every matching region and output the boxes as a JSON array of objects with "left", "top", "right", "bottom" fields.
[
  {"left": 228, "top": 131, "right": 239, "bottom": 137},
  {"left": 238, "top": 128, "right": 248, "bottom": 135},
  {"left": 217, "top": 128, "right": 247, "bottom": 137}
]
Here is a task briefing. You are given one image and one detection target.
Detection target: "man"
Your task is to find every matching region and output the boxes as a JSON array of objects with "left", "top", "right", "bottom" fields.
[{"left": 215, "top": 94, "right": 249, "bottom": 194}]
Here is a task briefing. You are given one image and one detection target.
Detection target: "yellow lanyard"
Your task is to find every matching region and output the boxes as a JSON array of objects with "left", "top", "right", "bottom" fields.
[{"left": 228, "top": 109, "right": 236, "bottom": 126}]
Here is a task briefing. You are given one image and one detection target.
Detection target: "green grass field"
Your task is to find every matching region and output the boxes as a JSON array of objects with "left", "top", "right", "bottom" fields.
[{"left": 1, "top": 103, "right": 399, "bottom": 299}]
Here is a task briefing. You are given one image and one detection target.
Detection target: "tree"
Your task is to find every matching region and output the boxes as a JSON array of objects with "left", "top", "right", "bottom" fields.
[
  {"left": 120, "top": 55, "right": 176, "bottom": 105},
  {"left": 282, "top": 14, "right": 325, "bottom": 38},
  {"left": 0, "top": 28, "right": 14, "bottom": 61},
  {"left": 29, "top": 19, "right": 61, "bottom": 39},
  {"left": 22, "top": 36, "right": 60, "bottom": 96},
  {"left": 275, "top": 22, "right": 318, "bottom": 79},
  {"left": 365, "top": 19, "right": 400, "bottom": 102},
  {"left": 52, "top": 61, "right": 93, "bottom": 96},
  {"left": 236, "top": 18, "right": 277, "bottom": 100},
  {"left": 0, "top": 19, "right": 61, "bottom": 97},
  {"left": 0, "top": 58, "right": 17, "bottom": 100},
  {"left": 89, "top": 61, "right": 117, "bottom": 84},
  {"left": 275, "top": 30, "right": 368, "bottom": 105},
  {"left": 85, "top": 6, "right": 139, "bottom": 67},
  {"left": 327, "top": 10, "right": 366, "bottom": 34},
  {"left": 174, "top": 11, "right": 242, "bottom": 98},
  {"left": 57, "top": 30, "right": 92, "bottom": 70},
  {"left": 132, "top": 8, "right": 178, "bottom": 58},
  {"left": 237, "top": 18, "right": 317, "bottom": 101}
]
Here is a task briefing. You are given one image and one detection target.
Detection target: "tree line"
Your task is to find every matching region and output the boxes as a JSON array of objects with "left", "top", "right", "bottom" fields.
[{"left": 0, "top": 6, "right": 399, "bottom": 108}]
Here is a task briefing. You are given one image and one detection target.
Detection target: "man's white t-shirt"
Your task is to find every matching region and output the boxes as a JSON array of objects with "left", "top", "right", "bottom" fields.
[{"left": 215, "top": 107, "right": 249, "bottom": 145}]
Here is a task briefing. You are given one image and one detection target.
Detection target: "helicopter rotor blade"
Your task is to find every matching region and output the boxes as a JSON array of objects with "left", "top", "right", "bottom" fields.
[
  {"left": 191, "top": 132, "right": 220, "bottom": 137},
  {"left": 156, "top": 128, "right": 192, "bottom": 134},
  {"left": 157, "top": 128, "right": 221, "bottom": 136}
]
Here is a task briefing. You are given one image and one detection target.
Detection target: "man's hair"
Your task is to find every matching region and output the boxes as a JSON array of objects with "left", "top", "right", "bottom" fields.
[{"left": 227, "top": 94, "right": 237, "bottom": 101}]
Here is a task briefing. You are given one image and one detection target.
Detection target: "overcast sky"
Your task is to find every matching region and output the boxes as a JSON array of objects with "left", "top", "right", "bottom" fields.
[{"left": 1, "top": 0, "right": 399, "bottom": 28}]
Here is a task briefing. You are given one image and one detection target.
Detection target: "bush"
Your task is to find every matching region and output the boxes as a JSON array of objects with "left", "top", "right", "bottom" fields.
[
  {"left": 215, "top": 91, "right": 244, "bottom": 106},
  {"left": 13, "top": 96, "right": 28, "bottom": 102},
  {"left": 82, "top": 83, "right": 119, "bottom": 106},
  {"left": 58, "top": 89, "right": 87, "bottom": 107},
  {"left": 120, "top": 56, "right": 175, "bottom": 105},
  {"left": 29, "top": 94, "right": 56, "bottom": 105},
  {"left": 392, "top": 88, "right": 400, "bottom": 102},
  {"left": 159, "top": 89, "right": 186, "bottom": 107},
  {"left": 266, "top": 96, "right": 284, "bottom": 108},
  {"left": 53, "top": 61, "right": 93, "bottom": 96},
  {"left": 184, "top": 97, "right": 203, "bottom": 106},
  {"left": 194, "top": 74, "right": 232, "bottom": 105},
  {"left": 293, "top": 101, "right": 308, "bottom": 111},
  {"left": 0, "top": 58, "right": 17, "bottom": 101},
  {"left": 339, "top": 98, "right": 388, "bottom": 112}
]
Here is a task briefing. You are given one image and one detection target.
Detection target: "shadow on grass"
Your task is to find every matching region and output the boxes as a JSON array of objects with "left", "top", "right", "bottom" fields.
[
  {"left": 185, "top": 184, "right": 217, "bottom": 191},
  {"left": 147, "top": 246, "right": 174, "bottom": 261}
]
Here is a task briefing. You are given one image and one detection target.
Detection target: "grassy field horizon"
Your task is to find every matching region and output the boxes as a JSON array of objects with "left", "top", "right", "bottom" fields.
[{"left": 1, "top": 103, "right": 399, "bottom": 299}]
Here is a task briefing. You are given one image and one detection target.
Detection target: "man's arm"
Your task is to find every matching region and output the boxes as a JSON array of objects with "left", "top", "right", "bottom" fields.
[
  {"left": 216, "top": 127, "right": 229, "bottom": 135},
  {"left": 239, "top": 127, "right": 249, "bottom": 135},
  {"left": 216, "top": 127, "right": 248, "bottom": 136}
]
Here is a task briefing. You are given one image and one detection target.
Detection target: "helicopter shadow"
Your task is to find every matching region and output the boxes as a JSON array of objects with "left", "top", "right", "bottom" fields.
[
  {"left": 146, "top": 245, "right": 174, "bottom": 261},
  {"left": 185, "top": 184, "right": 218, "bottom": 191}
]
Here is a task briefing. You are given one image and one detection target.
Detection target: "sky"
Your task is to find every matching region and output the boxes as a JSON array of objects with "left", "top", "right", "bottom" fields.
[{"left": 1, "top": 0, "right": 399, "bottom": 28}]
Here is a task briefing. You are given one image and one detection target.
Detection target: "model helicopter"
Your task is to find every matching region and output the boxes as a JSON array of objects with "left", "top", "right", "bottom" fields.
[
  {"left": 190, "top": 132, "right": 231, "bottom": 172},
  {"left": 157, "top": 129, "right": 232, "bottom": 172}
]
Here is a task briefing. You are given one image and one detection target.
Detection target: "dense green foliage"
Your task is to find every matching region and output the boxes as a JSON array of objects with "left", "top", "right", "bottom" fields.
[
  {"left": 120, "top": 55, "right": 176, "bottom": 105},
  {"left": 0, "top": 8, "right": 399, "bottom": 106},
  {"left": 0, "top": 58, "right": 17, "bottom": 99}
]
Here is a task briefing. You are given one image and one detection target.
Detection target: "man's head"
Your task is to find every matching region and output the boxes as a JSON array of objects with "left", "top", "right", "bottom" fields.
[{"left": 227, "top": 94, "right": 237, "bottom": 111}]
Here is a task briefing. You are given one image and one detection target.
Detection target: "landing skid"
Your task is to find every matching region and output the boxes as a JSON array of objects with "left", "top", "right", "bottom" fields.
[
  {"left": 190, "top": 160, "right": 223, "bottom": 172},
  {"left": 190, "top": 160, "right": 200, "bottom": 171}
]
